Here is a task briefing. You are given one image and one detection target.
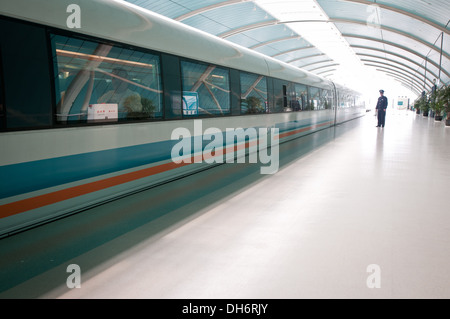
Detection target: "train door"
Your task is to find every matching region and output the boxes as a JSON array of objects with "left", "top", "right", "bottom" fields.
[
  {"left": 0, "top": 46, "right": 4, "bottom": 130},
  {"left": 331, "top": 82, "right": 338, "bottom": 125}
]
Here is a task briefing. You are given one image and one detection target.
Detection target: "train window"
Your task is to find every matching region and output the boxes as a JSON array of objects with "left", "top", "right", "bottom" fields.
[
  {"left": 286, "top": 82, "right": 298, "bottom": 112},
  {"left": 240, "top": 72, "right": 267, "bottom": 114},
  {"left": 271, "top": 79, "right": 286, "bottom": 113},
  {"left": 323, "top": 90, "right": 333, "bottom": 109},
  {"left": 308, "top": 86, "right": 321, "bottom": 111},
  {"left": 282, "top": 85, "right": 288, "bottom": 109},
  {"left": 294, "top": 84, "right": 308, "bottom": 111},
  {"left": 0, "top": 47, "right": 4, "bottom": 130},
  {"left": 181, "top": 61, "right": 231, "bottom": 117},
  {"left": 339, "top": 92, "right": 352, "bottom": 108},
  {"left": 51, "top": 34, "right": 163, "bottom": 124}
]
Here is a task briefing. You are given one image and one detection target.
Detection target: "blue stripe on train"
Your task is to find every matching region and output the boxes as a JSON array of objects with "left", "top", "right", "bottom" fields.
[
  {"left": 0, "top": 118, "right": 332, "bottom": 199},
  {"left": 0, "top": 139, "right": 177, "bottom": 199}
]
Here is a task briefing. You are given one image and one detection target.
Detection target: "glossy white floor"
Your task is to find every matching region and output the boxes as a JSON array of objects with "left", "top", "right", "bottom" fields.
[{"left": 2, "top": 110, "right": 450, "bottom": 299}]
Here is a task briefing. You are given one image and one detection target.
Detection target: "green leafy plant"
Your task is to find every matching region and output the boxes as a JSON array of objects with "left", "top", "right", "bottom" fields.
[
  {"left": 127, "top": 97, "right": 156, "bottom": 119},
  {"left": 438, "top": 85, "right": 450, "bottom": 116},
  {"left": 413, "top": 99, "right": 421, "bottom": 113},
  {"left": 419, "top": 96, "right": 429, "bottom": 115},
  {"left": 244, "top": 96, "right": 264, "bottom": 114},
  {"left": 141, "top": 97, "right": 156, "bottom": 116},
  {"left": 431, "top": 89, "right": 445, "bottom": 120},
  {"left": 436, "top": 85, "right": 450, "bottom": 125}
]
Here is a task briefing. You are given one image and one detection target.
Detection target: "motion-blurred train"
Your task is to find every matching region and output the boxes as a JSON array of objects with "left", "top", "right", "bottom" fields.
[{"left": 0, "top": 0, "right": 365, "bottom": 237}]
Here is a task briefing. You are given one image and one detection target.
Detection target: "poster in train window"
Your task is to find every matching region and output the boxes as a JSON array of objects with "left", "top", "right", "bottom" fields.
[
  {"left": 181, "top": 61, "right": 231, "bottom": 116},
  {"left": 51, "top": 34, "right": 163, "bottom": 123},
  {"left": 182, "top": 92, "right": 199, "bottom": 116}
]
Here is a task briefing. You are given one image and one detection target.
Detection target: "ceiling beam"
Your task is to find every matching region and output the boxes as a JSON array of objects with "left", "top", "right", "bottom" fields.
[
  {"left": 296, "top": 59, "right": 334, "bottom": 69},
  {"left": 360, "top": 58, "right": 434, "bottom": 88},
  {"left": 383, "top": 72, "right": 423, "bottom": 95},
  {"left": 249, "top": 35, "right": 302, "bottom": 50},
  {"left": 286, "top": 53, "right": 327, "bottom": 64},
  {"left": 364, "top": 62, "right": 431, "bottom": 91},
  {"left": 400, "top": 83, "right": 421, "bottom": 96},
  {"left": 218, "top": 20, "right": 278, "bottom": 38},
  {"left": 357, "top": 53, "right": 440, "bottom": 82},
  {"left": 308, "top": 63, "right": 341, "bottom": 73},
  {"left": 339, "top": 0, "right": 450, "bottom": 35},
  {"left": 347, "top": 40, "right": 450, "bottom": 79},
  {"left": 271, "top": 46, "right": 316, "bottom": 58},
  {"left": 317, "top": 69, "right": 337, "bottom": 76},
  {"left": 279, "top": 18, "right": 448, "bottom": 59},
  {"left": 373, "top": 67, "right": 424, "bottom": 93},
  {"left": 341, "top": 31, "right": 450, "bottom": 63},
  {"left": 175, "top": 0, "right": 253, "bottom": 21}
]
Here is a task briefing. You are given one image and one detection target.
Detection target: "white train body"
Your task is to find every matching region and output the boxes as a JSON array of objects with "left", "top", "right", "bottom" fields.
[{"left": 0, "top": 0, "right": 365, "bottom": 236}]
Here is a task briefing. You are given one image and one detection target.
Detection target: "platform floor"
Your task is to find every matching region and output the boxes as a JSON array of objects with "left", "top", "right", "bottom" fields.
[{"left": 1, "top": 110, "right": 450, "bottom": 299}]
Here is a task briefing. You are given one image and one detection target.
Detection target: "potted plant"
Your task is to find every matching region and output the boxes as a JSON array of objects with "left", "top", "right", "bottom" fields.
[
  {"left": 438, "top": 85, "right": 450, "bottom": 126},
  {"left": 244, "top": 96, "right": 263, "bottom": 114},
  {"left": 420, "top": 96, "right": 429, "bottom": 117},
  {"left": 127, "top": 97, "right": 155, "bottom": 119},
  {"left": 432, "top": 88, "right": 445, "bottom": 121},
  {"left": 430, "top": 90, "right": 443, "bottom": 121},
  {"left": 414, "top": 99, "right": 421, "bottom": 114}
]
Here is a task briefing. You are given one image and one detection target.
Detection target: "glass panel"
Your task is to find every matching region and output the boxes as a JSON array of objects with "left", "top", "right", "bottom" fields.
[
  {"left": 0, "top": 62, "right": 4, "bottom": 129},
  {"left": 181, "top": 61, "right": 231, "bottom": 116},
  {"left": 0, "top": 41, "right": 4, "bottom": 129},
  {"left": 286, "top": 82, "right": 297, "bottom": 112},
  {"left": 240, "top": 72, "right": 267, "bottom": 114},
  {"left": 323, "top": 89, "right": 333, "bottom": 109},
  {"left": 271, "top": 79, "right": 285, "bottom": 113},
  {"left": 308, "top": 86, "right": 320, "bottom": 111},
  {"left": 294, "top": 83, "right": 308, "bottom": 111},
  {"left": 339, "top": 92, "right": 354, "bottom": 108},
  {"left": 51, "top": 34, "right": 163, "bottom": 123}
]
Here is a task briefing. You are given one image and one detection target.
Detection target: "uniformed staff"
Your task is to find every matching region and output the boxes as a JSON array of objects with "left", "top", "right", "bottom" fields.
[{"left": 375, "top": 90, "right": 388, "bottom": 127}]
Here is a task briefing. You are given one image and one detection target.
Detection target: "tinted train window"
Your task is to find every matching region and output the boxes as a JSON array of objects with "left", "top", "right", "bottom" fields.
[
  {"left": 0, "top": 18, "right": 52, "bottom": 129},
  {"left": 181, "top": 61, "right": 230, "bottom": 117},
  {"left": 51, "top": 34, "right": 163, "bottom": 124},
  {"left": 339, "top": 92, "right": 353, "bottom": 108},
  {"left": 294, "top": 83, "right": 308, "bottom": 111},
  {"left": 271, "top": 79, "right": 287, "bottom": 113},
  {"left": 286, "top": 82, "right": 298, "bottom": 112},
  {"left": 308, "top": 86, "right": 321, "bottom": 111},
  {"left": 240, "top": 72, "right": 267, "bottom": 114},
  {"left": 0, "top": 48, "right": 4, "bottom": 129},
  {"left": 323, "top": 90, "right": 333, "bottom": 109}
]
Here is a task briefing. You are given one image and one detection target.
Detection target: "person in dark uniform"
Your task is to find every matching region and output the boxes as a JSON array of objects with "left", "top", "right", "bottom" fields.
[{"left": 376, "top": 90, "right": 388, "bottom": 127}]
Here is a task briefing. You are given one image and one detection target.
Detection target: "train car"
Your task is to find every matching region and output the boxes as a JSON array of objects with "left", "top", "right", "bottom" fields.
[{"left": 0, "top": 0, "right": 366, "bottom": 237}]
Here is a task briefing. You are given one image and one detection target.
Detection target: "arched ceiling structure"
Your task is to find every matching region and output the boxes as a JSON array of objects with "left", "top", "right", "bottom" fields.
[{"left": 125, "top": 0, "right": 449, "bottom": 97}]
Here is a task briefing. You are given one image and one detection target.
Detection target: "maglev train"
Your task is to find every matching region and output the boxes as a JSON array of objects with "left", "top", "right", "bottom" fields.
[{"left": 0, "top": 0, "right": 365, "bottom": 237}]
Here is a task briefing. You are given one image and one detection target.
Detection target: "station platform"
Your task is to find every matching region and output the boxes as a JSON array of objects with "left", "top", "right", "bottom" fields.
[{"left": 1, "top": 110, "right": 449, "bottom": 299}]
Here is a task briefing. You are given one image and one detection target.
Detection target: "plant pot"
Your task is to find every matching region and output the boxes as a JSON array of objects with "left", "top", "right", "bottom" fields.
[
  {"left": 423, "top": 111, "right": 429, "bottom": 117},
  {"left": 416, "top": 109, "right": 420, "bottom": 114},
  {"left": 446, "top": 118, "right": 450, "bottom": 126},
  {"left": 435, "top": 115, "right": 443, "bottom": 121}
]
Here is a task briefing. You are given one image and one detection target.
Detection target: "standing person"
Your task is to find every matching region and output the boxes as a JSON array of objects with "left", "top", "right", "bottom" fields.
[{"left": 376, "top": 89, "right": 388, "bottom": 127}]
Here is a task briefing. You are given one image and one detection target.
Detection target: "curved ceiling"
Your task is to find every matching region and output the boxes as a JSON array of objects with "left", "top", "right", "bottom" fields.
[{"left": 125, "top": 0, "right": 449, "bottom": 97}]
